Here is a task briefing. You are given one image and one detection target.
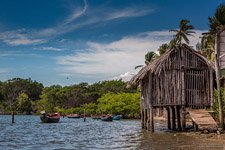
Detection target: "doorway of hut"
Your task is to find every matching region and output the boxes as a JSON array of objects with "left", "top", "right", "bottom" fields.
[{"left": 185, "top": 69, "right": 210, "bottom": 108}]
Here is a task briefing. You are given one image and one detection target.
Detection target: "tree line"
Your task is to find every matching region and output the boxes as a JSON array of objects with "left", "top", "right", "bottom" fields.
[{"left": 0, "top": 78, "right": 139, "bottom": 118}]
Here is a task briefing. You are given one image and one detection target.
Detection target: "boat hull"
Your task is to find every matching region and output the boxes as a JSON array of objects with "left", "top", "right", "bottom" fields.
[
  {"left": 113, "top": 115, "right": 122, "bottom": 120},
  {"left": 67, "top": 116, "right": 80, "bottom": 119},
  {"left": 101, "top": 116, "right": 113, "bottom": 121},
  {"left": 92, "top": 115, "right": 101, "bottom": 119},
  {"left": 40, "top": 116, "right": 60, "bottom": 123},
  {"left": 92, "top": 117, "right": 101, "bottom": 119},
  {"left": 67, "top": 114, "right": 80, "bottom": 119},
  {"left": 40, "top": 113, "right": 60, "bottom": 123}
]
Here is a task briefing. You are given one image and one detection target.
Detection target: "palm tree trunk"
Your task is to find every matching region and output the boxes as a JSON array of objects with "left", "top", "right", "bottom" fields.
[{"left": 215, "top": 35, "right": 224, "bottom": 129}]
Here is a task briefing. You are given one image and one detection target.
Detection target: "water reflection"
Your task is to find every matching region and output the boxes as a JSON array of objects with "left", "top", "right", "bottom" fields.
[{"left": 0, "top": 115, "right": 225, "bottom": 150}]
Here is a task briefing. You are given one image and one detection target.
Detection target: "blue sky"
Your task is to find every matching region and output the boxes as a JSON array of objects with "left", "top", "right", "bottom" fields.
[{"left": 0, "top": 0, "right": 223, "bottom": 86}]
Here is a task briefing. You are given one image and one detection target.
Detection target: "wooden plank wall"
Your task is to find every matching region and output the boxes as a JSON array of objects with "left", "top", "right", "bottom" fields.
[{"left": 143, "top": 48, "right": 212, "bottom": 108}]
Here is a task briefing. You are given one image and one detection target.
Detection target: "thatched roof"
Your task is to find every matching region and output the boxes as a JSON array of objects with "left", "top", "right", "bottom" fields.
[
  {"left": 217, "top": 26, "right": 225, "bottom": 35},
  {"left": 128, "top": 44, "right": 214, "bottom": 87}
]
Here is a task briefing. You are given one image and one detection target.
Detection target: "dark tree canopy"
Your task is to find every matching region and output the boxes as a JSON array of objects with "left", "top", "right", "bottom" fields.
[
  {"left": 208, "top": 4, "right": 225, "bottom": 34},
  {"left": 0, "top": 78, "right": 138, "bottom": 116}
]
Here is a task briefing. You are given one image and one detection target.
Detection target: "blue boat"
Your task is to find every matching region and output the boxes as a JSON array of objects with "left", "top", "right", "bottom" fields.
[{"left": 113, "top": 115, "right": 122, "bottom": 120}]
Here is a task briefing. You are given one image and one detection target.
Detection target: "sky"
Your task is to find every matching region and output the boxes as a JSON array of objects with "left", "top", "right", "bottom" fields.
[{"left": 0, "top": 0, "right": 223, "bottom": 86}]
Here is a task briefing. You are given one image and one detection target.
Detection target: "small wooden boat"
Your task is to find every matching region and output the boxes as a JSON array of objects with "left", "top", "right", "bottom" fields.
[
  {"left": 113, "top": 115, "right": 122, "bottom": 120},
  {"left": 40, "top": 111, "right": 60, "bottom": 123},
  {"left": 67, "top": 114, "right": 80, "bottom": 118},
  {"left": 101, "top": 115, "right": 113, "bottom": 122},
  {"left": 92, "top": 114, "right": 101, "bottom": 119}
]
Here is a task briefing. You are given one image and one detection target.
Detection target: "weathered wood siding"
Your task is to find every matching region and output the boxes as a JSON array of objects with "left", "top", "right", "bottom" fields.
[{"left": 141, "top": 48, "right": 212, "bottom": 108}]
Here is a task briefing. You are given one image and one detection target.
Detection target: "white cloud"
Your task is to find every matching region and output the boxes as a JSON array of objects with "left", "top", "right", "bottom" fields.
[
  {"left": 63, "top": 0, "right": 88, "bottom": 25},
  {"left": 34, "top": 46, "right": 64, "bottom": 51},
  {"left": 106, "top": 7, "right": 154, "bottom": 20},
  {"left": 4, "top": 38, "right": 44, "bottom": 46},
  {"left": 188, "top": 30, "right": 206, "bottom": 47},
  {"left": 56, "top": 30, "right": 205, "bottom": 81},
  {"left": 0, "top": 51, "right": 14, "bottom": 57},
  {"left": 112, "top": 72, "right": 137, "bottom": 82},
  {"left": 0, "top": 29, "right": 45, "bottom": 46},
  {"left": 0, "top": 0, "right": 88, "bottom": 46},
  {"left": 56, "top": 34, "right": 163, "bottom": 76},
  {"left": 36, "top": 4, "right": 154, "bottom": 38},
  {"left": 0, "top": 50, "right": 45, "bottom": 58},
  {"left": 0, "top": 68, "right": 10, "bottom": 74},
  {"left": 0, "top": 1, "right": 154, "bottom": 46}
]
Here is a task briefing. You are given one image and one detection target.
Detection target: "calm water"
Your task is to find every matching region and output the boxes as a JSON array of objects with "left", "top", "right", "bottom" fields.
[{"left": 0, "top": 115, "right": 225, "bottom": 150}]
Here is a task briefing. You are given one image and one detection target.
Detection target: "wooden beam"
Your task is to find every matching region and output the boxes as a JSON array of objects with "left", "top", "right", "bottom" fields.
[
  {"left": 147, "top": 108, "right": 150, "bottom": 131},
  {"left": 149, "top": 106, "right": 154, "bottom": 133},
  {"left": 193, "top": 122, "right": 198, "bottom": 131},
  {"left": 143, "top": 108, "right": 146, "bottom": 129},
  {"left": 167, "top": 107, "right": 171, "bottom": 130},
  {"left": 181, "top": 70, "right": 185, "bottom": 106},
  {"left": 176, "top": 106, "right": 181, "bottom": 131},
  {"left": 145, "top": 109, "right": 148, "bottom": 129},
  {"left": 181, "top": 106, "right": 186, "bottom": 131},
  {"left": 141, "top": 109, "right": 144, "bottom": 129},
  {"left": 11, "top": 111, "right": 15, "bottom": 124},
  {"left": 210, "top": 69, "right": 214, "bottom": 110},
  {"left": 171, "top": 106, "right": 176, "bottom": 130}
]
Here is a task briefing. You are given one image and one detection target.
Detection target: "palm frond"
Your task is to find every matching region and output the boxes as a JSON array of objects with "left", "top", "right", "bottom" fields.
[
  {"left": 169, "top": 29, "right": 179, "bottom": 32},
  {"left": 135, "top": 65, "right": 144, "bottom": 70},
  {"left": 182, "top": 34, "right": 189, "bottom": 44}
]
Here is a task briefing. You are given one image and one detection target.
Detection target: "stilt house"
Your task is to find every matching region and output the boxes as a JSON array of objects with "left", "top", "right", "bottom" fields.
[{"left": 128, "top": 44, "right": 214, "bottom": 132}]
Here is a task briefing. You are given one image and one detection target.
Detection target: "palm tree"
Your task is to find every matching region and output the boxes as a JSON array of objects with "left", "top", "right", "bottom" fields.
[
  {"left": 198, "top": 4, "right": 225, "bottom": 62},
  {"left": 170, "top": 19, "right": 195, "bottom": 46},
  {"left": 196, "top": 35, "right": 215, "bottom": 61},
  {"left": 135, "top": 51, "right": 158, "bottom": 69},
  {"left": 157, "top": 43, "right": 169, "bottom": 55},
  {"left": 208, "top": 4, "right": 225, "bottom": 34},
  {"left": 207, "top": 4, "right": 225, "bottom": 129},
  {"left": 144, "top": 51, "right": 158, "bottom": 64}
]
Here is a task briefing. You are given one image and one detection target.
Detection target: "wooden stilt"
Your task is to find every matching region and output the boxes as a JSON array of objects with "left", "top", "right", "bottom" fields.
[
  {"left": 83, "top": 109, "right": 86, "bottom": 122},
  {"left": 176, "top": 106, "right": 181, "bottom": 131},
  {"left": 143, "top": 109, "right": 146, "bottom": 129},
  {"left": 11, "top": 111, "right": 15, "bottom": 124},
  {"left": 145, "top": 109, "right": 148, "bottom": 129},
  {"left": 171, "top": 106, "right": 176, "bottom": 130},
  {"left": 181, "top": 106, "right": 186, "bottom": 131},
  {"left": 181, "top": 62, "right": 186, "bottom": 131},
  {"left": 141, "top": 109, "right": 144, "bottom": 129},
  {"left": 150, "top": 106, "right": 154, "bottom": 133},
  {"left": 210, "top": 69, "right": 214, "bottom": 111},
  {"left": 147, "top": 109, "right": 150, "bottom": 130},
  {"left": 146, "top": 109, "right": 148, "bottom": 129},
  {"left": 167, "top": 107, "right": 171, "bottom": 130},
  {"left": 193, "top": 122, "right": 198, "bottom": 131}
]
